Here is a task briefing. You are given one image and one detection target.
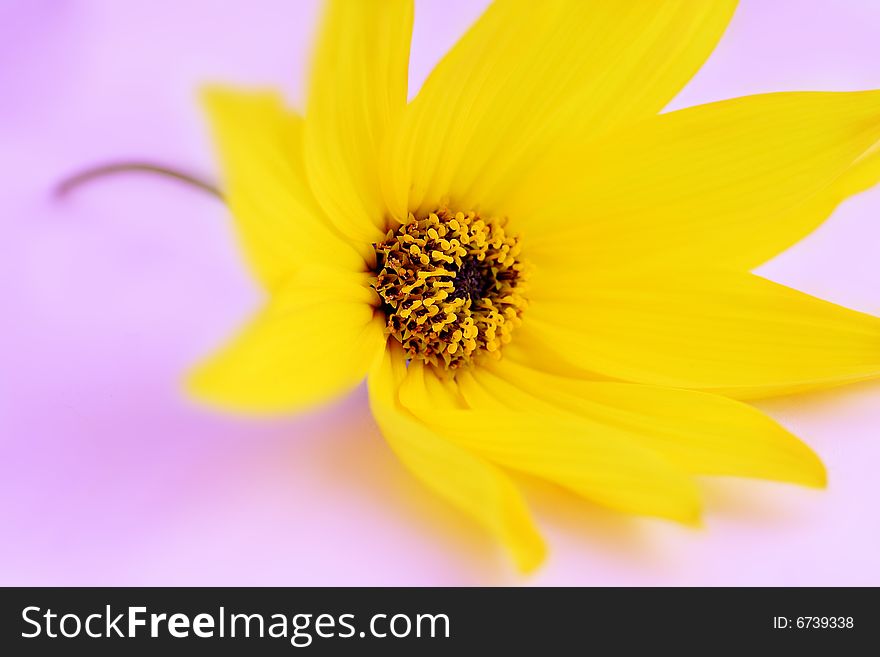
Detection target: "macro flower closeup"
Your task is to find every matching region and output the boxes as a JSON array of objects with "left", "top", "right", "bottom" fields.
[{"left": 188, "top": 0, "right": 880, "bottom": 572}]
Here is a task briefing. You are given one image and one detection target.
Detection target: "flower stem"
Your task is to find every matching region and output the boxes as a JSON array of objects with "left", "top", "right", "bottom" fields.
[{"left": 54, "top": 161, "right": 223, "bottom": 200}]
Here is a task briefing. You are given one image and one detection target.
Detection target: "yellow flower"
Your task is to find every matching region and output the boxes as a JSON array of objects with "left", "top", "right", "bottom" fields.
[{"left": 189, "top": 0, "right": 880, "bottom": 572}]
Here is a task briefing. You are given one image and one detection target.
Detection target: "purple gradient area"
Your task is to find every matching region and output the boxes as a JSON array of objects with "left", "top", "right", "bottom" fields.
[{"left": 2, "top": 0, "right": 879, "bottom": 585}]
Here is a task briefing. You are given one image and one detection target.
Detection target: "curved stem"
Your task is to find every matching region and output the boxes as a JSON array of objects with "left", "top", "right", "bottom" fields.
[{"left": 54, "top": 161, "right": 223, "bottom": 200}]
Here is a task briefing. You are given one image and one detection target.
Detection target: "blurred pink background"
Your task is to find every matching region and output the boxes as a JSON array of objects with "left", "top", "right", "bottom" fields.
[{"left": 2, "top": 0, "right": 879, "bottom": 585}]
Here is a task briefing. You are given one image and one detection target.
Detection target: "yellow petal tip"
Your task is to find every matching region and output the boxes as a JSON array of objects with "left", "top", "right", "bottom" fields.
[
  {"left": 511, "top": 535, "right": 548, "bottom": 576},
  {"left": 183, "top": 363, "right": 222, "bottom": 407},
  {"left": 198, "top": 84, "right": 241, "bottom": 113},
  {"left": 783, "top": 440, "right": 829, "bottom": 489},
  {"left": 803, "top": 457, "right": 828, "bottom": 490},
  {"left": 664, "top": 487, "right": 704, "bottom": 528},
  {"left": 683, "top": 511, "right": 705, "bottom": 530},
  {"left": 668, "top": 498, "right": 704, "bottom": 529}
]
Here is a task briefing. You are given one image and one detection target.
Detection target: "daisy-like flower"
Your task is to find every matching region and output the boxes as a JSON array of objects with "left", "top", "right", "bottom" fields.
[{"left": 190, "top": 0, "right": 880, "bottom": 571}]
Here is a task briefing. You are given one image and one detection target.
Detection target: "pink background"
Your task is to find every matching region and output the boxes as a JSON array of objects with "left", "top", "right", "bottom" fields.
[{"left": 2, "top": 0, "right": 879, "bottom": 585}]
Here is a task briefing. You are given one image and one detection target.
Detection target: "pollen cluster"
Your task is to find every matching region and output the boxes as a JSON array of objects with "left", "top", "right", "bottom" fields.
[{"left": 373, "top": 208, "right": 527, "bottom": 369}]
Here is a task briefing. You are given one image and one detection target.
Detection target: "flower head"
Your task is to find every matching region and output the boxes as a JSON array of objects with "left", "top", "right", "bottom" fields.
[
  {"left": 190, "top": 0, "right": 880, "bottom": 572},
  {"left": 373, "top": 208, "right": 526, "bottom": 368}
]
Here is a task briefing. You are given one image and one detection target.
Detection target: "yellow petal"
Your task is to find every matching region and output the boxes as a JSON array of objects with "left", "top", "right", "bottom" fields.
[
  {"left": 305, "top": 0, "right": 413, "bottom": 242},
  {"left": 383, "top": 0, "right": 735, "bottom": 218},
  {"left": 201, "top": 87, "right": 366, "bottom": 290},
  {"left": 397, "top": 360, "right": 468, "bottom": 410},
  {"left": 498, "top": 329, "right": 613, "bottom": 381},
  {"left": 188, "top": 273, "right": 385, "bottom": 413},
  {"left": 484, "top": 359, "right": 826, "bottom": 487},
  {"left": 512, "top": 90, "right": 880, "bottom": 273},
  {"left": 399, "top": 365, "right": 701, "bottom": 524},
  {"left": 368, "top": 345, "right": 546, "bottom": 572},
  {"left": 526, "top": 267, "right": 880, "bottom": 399}
]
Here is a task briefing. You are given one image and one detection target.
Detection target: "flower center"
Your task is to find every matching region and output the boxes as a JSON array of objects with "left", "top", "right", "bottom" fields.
[{"left": 372, "top": 208, "right": 527, "bottom": 369}]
